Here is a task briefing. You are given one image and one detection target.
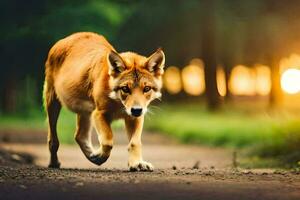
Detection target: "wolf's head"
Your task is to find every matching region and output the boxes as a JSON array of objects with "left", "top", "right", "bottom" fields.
[{"left": 107, "top": 49, "right": 165, "bottom": 117}]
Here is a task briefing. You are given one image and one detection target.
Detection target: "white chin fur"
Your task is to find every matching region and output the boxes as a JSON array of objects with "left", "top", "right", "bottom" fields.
[
  {"left": 155, "top": 92, "right": 162, "bottom": 99},
  {"left": 143, "top": 107, "right": 148, "bottom": 115},
  {"left": 109, "top": 91, "right": 117, "bottom": 99}
]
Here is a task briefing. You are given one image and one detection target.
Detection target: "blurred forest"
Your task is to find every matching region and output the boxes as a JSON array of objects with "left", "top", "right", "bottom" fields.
[
  {"left": 2, "top": 0, "right": 300, "bottom": 168},
  {"left": 1, "top": 0, "right": 300, "bottom": 113}
]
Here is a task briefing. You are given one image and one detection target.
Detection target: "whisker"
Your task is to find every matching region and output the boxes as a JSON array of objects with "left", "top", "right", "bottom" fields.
[
  {"left": 149, "top": 105, "right": 163, "bottom": 112},
  {"left": 145, "top": 112, "right": 153, "bottom": 120},
  {"left": 147, "top": 109, "right": 154, "bottom": 115}
]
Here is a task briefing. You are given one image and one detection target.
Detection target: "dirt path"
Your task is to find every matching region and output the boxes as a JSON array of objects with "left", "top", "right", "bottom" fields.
[
  {"left": 1, "top": 130, "right": 300, "bottom": 200},
  {"left": 0, "top": 131, "right": 232, "bottom": 169}
]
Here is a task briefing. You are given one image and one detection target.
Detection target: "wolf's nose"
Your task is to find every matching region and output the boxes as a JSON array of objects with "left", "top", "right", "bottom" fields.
[{"left": 131, "top": 108, "right": 143, "bottom": 117}]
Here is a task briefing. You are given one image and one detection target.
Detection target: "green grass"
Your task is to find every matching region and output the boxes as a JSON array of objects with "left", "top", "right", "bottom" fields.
[
  {"left": 144, "top": 102, "right": 300, "bottom": 167},
  {"left": 0, "top": 108, "right": 123, "bottom": 144},
  {"left": 245, "top": 120, "right": 300, "bottom": 168},
  {"left": 145, "top": 103, "right": 283, "bottom": 147},
  {"left": 0, "top": 109, "right": 46, "bottom": 131}
]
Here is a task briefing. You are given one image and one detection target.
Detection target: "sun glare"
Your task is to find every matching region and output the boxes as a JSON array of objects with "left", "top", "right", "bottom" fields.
[
  {"left": 229, "top": 65, "right": 256, "bottom": 96},
  {"left": 182, "top": 61, "right": 205, "bottom": 96},
  {"left": 255, "top": 65, "right": 271, "bottom": 96},
  {"left": 164, "top": 66, "right": 182, "bottom": 94},
  {"left": 281, "top": 68, "right": 300, "bottom": 94}
]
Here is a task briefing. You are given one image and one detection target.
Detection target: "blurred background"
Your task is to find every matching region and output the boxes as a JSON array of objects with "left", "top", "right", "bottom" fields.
[{"left": 1, "top": 0, "right": 300, "bottom": 168}]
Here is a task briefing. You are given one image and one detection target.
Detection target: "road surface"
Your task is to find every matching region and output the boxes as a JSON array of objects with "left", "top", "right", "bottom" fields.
[{"left": 1, "top": 130, "right": 300, "bottom": 200}]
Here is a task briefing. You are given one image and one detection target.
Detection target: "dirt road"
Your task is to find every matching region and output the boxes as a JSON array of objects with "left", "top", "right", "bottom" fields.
[
  {"left": 0, "top": 130, "right": 231, "bottom": 169},
  {"left": 1, "top": 130, "right": 300, "bottom": 200}
]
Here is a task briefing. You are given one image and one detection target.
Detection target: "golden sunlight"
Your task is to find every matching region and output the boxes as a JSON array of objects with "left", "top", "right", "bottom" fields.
[
  {"left": 254, "top": 65, "right": 271, "bottom": 96},
  {"left": 279, "top": 54, "right": 300, "bottom": 72},
  {"left": 279, "top": 54, "right": 300, "bottom": 95},
  {"left": 182, "top": 59, "right": 205, "bottom": 96},
  {"left": 229, "top": 65, "right": 256, "bottom": 96},
  {"left": 281, "top": 69, "right": 300, "bottom": 94},
  {"left": 163, "top": 66, "right": 182, "bottom": 94}
]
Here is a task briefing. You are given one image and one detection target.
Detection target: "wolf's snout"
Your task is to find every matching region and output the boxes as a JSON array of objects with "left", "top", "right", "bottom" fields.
[{"left": 131, "top": 107, "right": 143, "bottom": 117}]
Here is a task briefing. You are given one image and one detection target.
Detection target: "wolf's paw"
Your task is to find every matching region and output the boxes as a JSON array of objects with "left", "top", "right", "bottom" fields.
[
  {"left": 89, "top": 154, "right": 109, "bottom": 166},
  {"left": 88, "top": 145, "right": 112, "bottom": 166},
  {"left": 48, "top": 161, "right": 61, "bottom": 169},
  {"left": 129, "top": 161, "right": 154, "bottom": 172}
]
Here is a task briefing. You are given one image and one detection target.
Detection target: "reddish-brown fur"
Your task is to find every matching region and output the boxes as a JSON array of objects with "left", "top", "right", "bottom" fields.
[{"left": 44, "top": 32, "right": 165, "bottom": 171}]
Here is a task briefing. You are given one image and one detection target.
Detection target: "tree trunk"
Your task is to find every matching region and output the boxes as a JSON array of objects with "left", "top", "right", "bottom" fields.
[
  {"left": 201, "top": 0, "right": 220, "bottom": 110},
  {"left": 269, "top": 57, "right": 282, "bottom": 108},
  {"left": 224, "top": 65, "right": 232, "bottom": 102},
  {"left": 0, "top": 75, "right": 18, "bottom": 113}
]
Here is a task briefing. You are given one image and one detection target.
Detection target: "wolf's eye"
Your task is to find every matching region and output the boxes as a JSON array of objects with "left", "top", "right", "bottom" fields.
[
  {"left": 143, "top": 86, "right": 151, "bottom": 93},
  {"left": 121, "top": 86, "right": 130, "bottom": 93}
]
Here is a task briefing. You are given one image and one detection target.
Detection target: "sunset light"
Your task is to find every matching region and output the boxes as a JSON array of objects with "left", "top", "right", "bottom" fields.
[
  {"left": 164, "top": 66, "right": 182, "bottom": 94},
  {"left": 181, "top": 60, "right": 205, "bottom": 96},
  {"left": 255, "top": 65, "right": 271, "bottom": 96},
  {"left": 229, "top": 65, "right": 256, "bottom": 96},
  {"left": 281, "top": 68, "right": 300, "bottom": 94}
]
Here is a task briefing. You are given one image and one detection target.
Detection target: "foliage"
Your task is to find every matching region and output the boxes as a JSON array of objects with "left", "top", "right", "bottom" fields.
[
  {"left": 145, "top": 103, "right": 281, "bottom": 147},
  {"left": 0, "top": 107, "right": 123, "bottom": 144},
  {"left": 0, "top": 0, "right": 134, "bottom": 113},
  {"left": 248, "top": 120, "right": 300, "bottom": 167},
  {"left": 144, "top": 102, "right": 300, "bottom": 167},
  {"left": 2, "top": 0, "right": 300, "bottom": 113}
]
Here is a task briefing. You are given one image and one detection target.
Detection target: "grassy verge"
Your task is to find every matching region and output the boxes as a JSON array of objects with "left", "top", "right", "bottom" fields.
[
  {"left": 0, "top": 109, "right": 45, "bottom": 131},
  {"left": 0, "top": 108, "right": 123, "bottom": 144},
  {"left": 243, "top": 120, "right": 300, "bottom": 168},
  {"left": 144, "top": 102, "right": 300, "bottom": 168},
  {"left": 145, "top": 103, "right": 283, "bottom": 147}
]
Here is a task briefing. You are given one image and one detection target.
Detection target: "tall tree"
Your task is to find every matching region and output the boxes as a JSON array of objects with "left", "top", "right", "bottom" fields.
[{"left": 201, "top": 0, "right": 220, "bottom": 110}]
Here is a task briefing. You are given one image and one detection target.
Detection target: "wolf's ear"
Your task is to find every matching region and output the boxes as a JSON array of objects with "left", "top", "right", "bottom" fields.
[
  {"left": 107, "top": 51, "right": 126, "bottom": 77},
  {"left": 145, "top": 48, "right": 165, "bottom": 77}
]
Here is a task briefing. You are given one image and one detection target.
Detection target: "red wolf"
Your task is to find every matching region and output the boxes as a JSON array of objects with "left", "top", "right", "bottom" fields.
[{"left": 44, "top": 32, "right": 165, "bottom": 171}]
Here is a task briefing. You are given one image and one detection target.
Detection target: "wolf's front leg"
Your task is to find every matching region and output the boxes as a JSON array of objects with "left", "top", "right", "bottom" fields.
[
  {"left": 75, "top": 113, "right": 110, "bottom": 165},
  {"left": 75, "top": 114, "right": 94, "bottom": 160},
  {"left": 91, "top": 110, "right": 113, "bottom": 165},
  {"left": 125, "top": 116, "right": 153, "bottom": 171}
]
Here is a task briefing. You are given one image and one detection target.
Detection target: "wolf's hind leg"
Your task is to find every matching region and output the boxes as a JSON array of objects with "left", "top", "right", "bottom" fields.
[{"left": 44, "top": 82, "right": 62, "bottom": 168}]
